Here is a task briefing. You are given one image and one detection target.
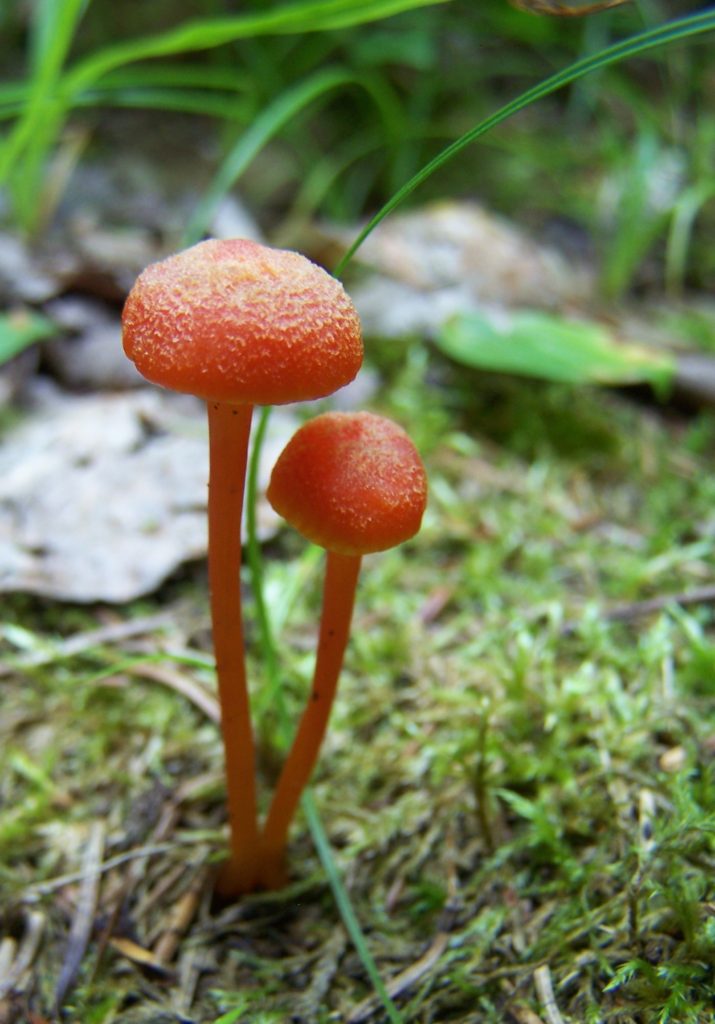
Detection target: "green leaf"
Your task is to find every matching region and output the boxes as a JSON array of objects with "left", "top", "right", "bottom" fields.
[
  {"left": 212, "top": 1010, "right": 245, "bottom": 1024},
  {"left": 436, "top": 309, "right": 675, "bottom": 388},
  {"left": 0, "top": 309, "right": 57, "bottom": 366}
]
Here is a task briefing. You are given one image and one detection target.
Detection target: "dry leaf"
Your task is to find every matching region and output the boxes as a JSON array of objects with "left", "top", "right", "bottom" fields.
[
  {"left": 0, "top": 383, "right": 295, "bottom": 603},
  {"left": 325, "top": 200, "right": 595, "bottom": 339}
]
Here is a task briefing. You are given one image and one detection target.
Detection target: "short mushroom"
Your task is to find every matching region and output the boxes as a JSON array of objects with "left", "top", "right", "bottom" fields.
[
  {"left": 122, "top": 239, "right": 362, "bottom": 895},
  {"left": 260, "top": 411, "right": 427, "bottom": 888}
]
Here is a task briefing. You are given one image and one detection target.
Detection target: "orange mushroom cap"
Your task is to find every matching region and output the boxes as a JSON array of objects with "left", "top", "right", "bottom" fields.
[
  {"left": 121, "top": 238, "right": 363, "bottom": 404},
  {"left": 267, "top": 412, "right": 427, "bottom": 556}
]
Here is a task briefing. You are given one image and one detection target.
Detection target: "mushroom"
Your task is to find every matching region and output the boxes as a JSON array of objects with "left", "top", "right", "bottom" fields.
[
  {"left": 122, "top": 239, "right": 363, "bottom": 895},
  {"left": 259, "top": 411, "right": 427, "bottom": 888}
]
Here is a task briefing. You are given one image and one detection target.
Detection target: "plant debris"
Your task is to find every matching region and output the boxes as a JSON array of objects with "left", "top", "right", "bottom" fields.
[{"left": 0, "top": 383, "right": 295, "bottom": 601}]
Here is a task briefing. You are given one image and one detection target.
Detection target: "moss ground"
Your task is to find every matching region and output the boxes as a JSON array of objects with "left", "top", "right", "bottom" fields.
[{"left": 2, "top": 355, "right": 714, "bottom": 1023}]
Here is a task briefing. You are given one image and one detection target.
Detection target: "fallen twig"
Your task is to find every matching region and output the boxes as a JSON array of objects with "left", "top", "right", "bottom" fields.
[
  {"left": 107, "top": 936, "right": 172, "bottom": 977},
  {"left": 125, "top": 661, "right": 220, "bottom": 724},
  {"left": 562, "top": 584, "right": 715, "bottom": 635},
  {"left": 27, "top": 842, "right": 192, "bottom": 896},
  {"left": 54, "top": 821, "right": 106, "bottom": 1012},
  {"left": 533, "top": 965, "right": 566, "bottom": 1024},
  {"left": 0, "top": 612, "right": 172, "bottom": 677},
  {"left": 153, "top": 868, "right": 210, "bottom": 966},
  {"left": 0, "top": 910, "right": 45, "bottom": 999},
  {"left": 508, "top": 1005, "right": 547, "bottom": 1024}
]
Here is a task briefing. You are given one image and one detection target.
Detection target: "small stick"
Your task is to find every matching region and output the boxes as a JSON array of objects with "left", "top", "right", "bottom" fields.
[
  {"left": 176, "top": 947, "right": 204, "bottom": 1017},
  {"left": 126, "top": 662, "right": 221, "bottom": 726},
  {"left": 153, "top": 869, "right": 209, "bottom": 966},
  {"left": 54, "top": 822, "right": 106, "bottom": 1011},
  {"left": 0, "top": 937, "right": 16, "bottom": 980},
  {"left": 508, "top": 1006, "right": 547, "bottom": 1024},
  {"left": 0, "top": 612, "right": 172, "bottom": 677},
  {"left": 0, "top": 910, "right": 45, "bottom": 998},
  {"left": 349, "top": 829, "right": 461, "bottom": 1024},
  {"left": 533, "top": 965, "right": 566, "bottom": 1024},
  {"left": 562, "top": 584, "right": 715, "bottom": 635}
]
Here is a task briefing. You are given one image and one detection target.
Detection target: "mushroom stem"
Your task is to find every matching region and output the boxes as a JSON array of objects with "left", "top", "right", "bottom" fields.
[
  {"left": 207, "top": 400, "right": 260, "bottom": 895},
  {"left": 259, "top": 550, "right": 362, "bottom": 889}
]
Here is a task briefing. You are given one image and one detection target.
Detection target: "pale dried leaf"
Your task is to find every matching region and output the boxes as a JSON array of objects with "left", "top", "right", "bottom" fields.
[
  {"left": 0, "top": 233, "right": 59, "bottom": 304},
  {"left": 328, "top": 200, "right": 596, "bottom": 339},
  {"left": 45, "top": 295, "right": 145, "bottom": 390},
  {"left": 0, "top": 383, "right": 295, "bottom": 603}
]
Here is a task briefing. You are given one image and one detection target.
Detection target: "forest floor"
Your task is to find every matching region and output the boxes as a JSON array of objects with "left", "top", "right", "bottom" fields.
[{"left": 2, "top": 51, "right": 715, "bottom": 1024}]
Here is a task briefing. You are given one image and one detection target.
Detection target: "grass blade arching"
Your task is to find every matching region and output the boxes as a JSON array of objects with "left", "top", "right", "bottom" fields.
[
  {"left": 181, "top": 66, "right": 402, "bottom": 246},
  {"left": 334, "top": 8, "right": 715, "bottom": 277},
  {"left": 61, "top": 0, "right": 451, "bottom": 99}
]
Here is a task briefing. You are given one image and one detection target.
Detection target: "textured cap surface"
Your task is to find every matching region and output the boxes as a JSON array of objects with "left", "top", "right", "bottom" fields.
[
  {"left": 122, "top": 238, "right": 363, "bottom": 404},
  {"left": 267, "top": 412, "right": 427, "bottom": 555}
]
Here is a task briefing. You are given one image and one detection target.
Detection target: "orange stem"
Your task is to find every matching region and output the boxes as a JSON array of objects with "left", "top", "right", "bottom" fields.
[
  {"left": 206, "top": 400, "right": 260, "bottom": 896},
  {"left": 258, "top": 550, "right": 362, "bottom": 889}
]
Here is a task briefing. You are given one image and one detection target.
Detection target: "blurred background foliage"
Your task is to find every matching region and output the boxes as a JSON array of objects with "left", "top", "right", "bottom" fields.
[{"left": 0, "top": 1, "right": 713, "bottom": 298}]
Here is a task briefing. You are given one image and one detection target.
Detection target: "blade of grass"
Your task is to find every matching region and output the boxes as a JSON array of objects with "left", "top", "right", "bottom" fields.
[
  {"left": 244, "top": 410, "right": 404, "bottom": 1024},
  {"left": 70, "top": 62, "right": 255, "bottom": 121},
  {"left": 73, "top": 89, "right": 253, "bottom": 121},
  {"left": 88, "top": 63, "right": 253, "bottom": 96},
  {"left": 181, "top": 66, "right": 401, "bottom": 246},
  {"left": 94, "top": 64, "right": 254, "bottom": 92},
  {"left": 29, "top": 0, "right": 88, "bottom": 76},
  {"left": 0, "top": 0, "right": 448, "bottom": 230},
  {"left": 0, "top": 84, "right": 29, "bottom": 119},
  {"left": 600, "top": 129, "right": 670, "bottom": 299},
  {"left": 61, "top": 0, "right": 451, "bottom": 98},
  {"left": 286, "top": 130, "right": 385, "bottom": 224},
  {"left": 1, "top": 0, "right": 86, "bottom": 165},
  {"left": 245, "top": 406, "right": 289, "bottom": 747},
  {"left": 333, "top": 8, "right": 715, "bottom": 276},
  {"left": 0, "top": 65, "right": 253, "bottom": 121},
  {"left": 302, "top": 792, "right": 405, "bottom": 1024},
  {"left": 665, "top": 181, "right": 715, "bottom": 296},
  {"left": 245, "top": 412, "right": 323, "bottom": 732}
]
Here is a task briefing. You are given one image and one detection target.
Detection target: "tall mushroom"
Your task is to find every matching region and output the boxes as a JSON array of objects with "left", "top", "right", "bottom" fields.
[
  {"left": 260, "top": 411, "right": 427, "bottom": 888},
  {"left": 122, "top": 239, "right": 362, "bottom": 895}
]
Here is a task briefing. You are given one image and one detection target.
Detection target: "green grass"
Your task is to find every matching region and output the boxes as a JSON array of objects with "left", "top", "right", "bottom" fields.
[
  {"left": 2, "top": 2, "right": 714, "bottom": 296},
  {"left": 0, "top": 0, "right": 448, "bottom": 234},
  {"left": 3, "top": 374, "right": 714, "bottom": 1021}
]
